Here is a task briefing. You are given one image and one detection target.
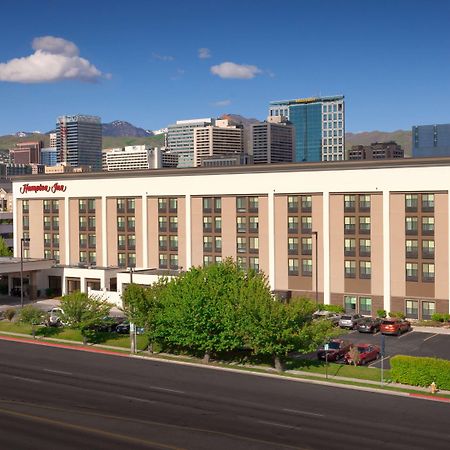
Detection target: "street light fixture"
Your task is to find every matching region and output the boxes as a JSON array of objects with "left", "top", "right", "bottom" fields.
[
  {"left": 311, "top": 231, "right": 318, "bottom": 305},
  {"left": 20, "top": 237, "right": 30, "bottom": 309}
]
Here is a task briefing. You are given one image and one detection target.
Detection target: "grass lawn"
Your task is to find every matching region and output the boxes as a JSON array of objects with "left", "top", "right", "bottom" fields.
[{"left": 0, "top": 321, "right": 33, "bottom": 334}]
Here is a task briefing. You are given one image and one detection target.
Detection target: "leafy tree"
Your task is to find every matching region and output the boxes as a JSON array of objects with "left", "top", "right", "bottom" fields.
[
  {"left": 59, "top": 291, "right": 111, "bottom": 328},
  {"left": 4, "top": 307, "right": 16, "bottom": 321},
  {"left": 0, "top": 236, "right": 12, "bottom": 256}
]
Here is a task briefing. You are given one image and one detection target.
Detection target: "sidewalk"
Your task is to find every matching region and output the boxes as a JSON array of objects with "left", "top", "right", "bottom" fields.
[{"left": 412, "top": 325, "right": 450, "bottom": 335}]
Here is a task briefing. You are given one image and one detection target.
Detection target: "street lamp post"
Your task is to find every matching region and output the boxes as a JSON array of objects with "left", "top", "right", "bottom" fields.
[
  {"left": 312, "top": 231, "right": 318, "bottom": 305},
  {"left": 20, "top": 237, "right": 30, "bottom": 309},
  {"left": 128, "top": 265, "right": 136, "bottom": 354}
]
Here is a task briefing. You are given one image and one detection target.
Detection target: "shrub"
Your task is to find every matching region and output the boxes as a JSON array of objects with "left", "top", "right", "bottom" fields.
[
  {"left": 444, "top": 313, "right": 450, "bottom": 323},
  {"left": 390, "top": 355, "right": 450, "bottom": 390},
  {"left": 4, "top": 308, "right": 16, "bottom": 321},
  {"left": 389, "top": 311, "right": 405, "bottom": 319},
  {"left": 316, "top": 304, "right": 344, "bottom": 313},
  {"left": 376, "top": 309, "right": 387, "bottom": 318},
  {"left": 431, "top": 313, "right": 444, "bottom": 322},
  {"left": 19, "top": 305, "right": 44, "bottom": 325}
]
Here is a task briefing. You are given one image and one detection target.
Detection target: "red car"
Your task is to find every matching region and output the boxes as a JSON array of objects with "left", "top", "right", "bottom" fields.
[
  {"left": 380, "top": 318, "right": 411, "bottom": 336},
  {"left": 317, "top": 339, "right": 351, "bottom": 362},
  {"left": 344, "top": 344, "right": 380, "bottom": 366}
]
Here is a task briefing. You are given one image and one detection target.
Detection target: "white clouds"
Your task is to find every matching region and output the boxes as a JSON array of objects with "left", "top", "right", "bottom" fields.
[
  {"left": 152, "top": 52, "right": 175, "bottom": 62},
  {"left": 0, "top": 36, "right": 107, "bottom": 83},
  {"left": 170, "top": 68, "right": 185, "bottom": 80},
  {"left": 210, "top": 61, "right": 262, "bottom": 79},
  {"left": 213, "top": 99, "right": 231, "bottom": 107},
  {"left": 198, "top": 48, "right": 211, "bottom": 59}
]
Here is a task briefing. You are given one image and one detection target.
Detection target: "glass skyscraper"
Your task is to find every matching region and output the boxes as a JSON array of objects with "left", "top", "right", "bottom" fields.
[
  {"left": 269, "top": 96, "right": 345, "bottom": 162},
  {"left": 412, "top": 124, "right": 450, "bottom": 158}
]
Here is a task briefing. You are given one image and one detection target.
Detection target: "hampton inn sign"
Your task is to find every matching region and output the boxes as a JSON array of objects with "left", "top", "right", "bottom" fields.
[{"left": 19, "top": 183, "right": 67, "bottom": 194}]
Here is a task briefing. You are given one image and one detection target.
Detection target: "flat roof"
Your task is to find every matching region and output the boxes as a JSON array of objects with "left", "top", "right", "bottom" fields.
[{"left": 270, "top": 95, "right": 344, "bottom": 106}]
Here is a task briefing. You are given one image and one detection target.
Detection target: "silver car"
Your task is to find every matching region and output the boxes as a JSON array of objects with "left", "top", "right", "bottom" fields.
[{"left": 338, "top": 314, "right": 364, "bottom": 329}]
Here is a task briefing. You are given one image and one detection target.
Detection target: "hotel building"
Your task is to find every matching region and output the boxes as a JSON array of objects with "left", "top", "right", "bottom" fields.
[{"left": 12, "top": 157, "right": 450, "bottom": 319}]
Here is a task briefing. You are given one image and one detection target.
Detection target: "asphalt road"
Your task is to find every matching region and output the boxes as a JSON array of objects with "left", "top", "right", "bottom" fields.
[{"left": 0, "top": 340, "right": 449, "bottom": 450}]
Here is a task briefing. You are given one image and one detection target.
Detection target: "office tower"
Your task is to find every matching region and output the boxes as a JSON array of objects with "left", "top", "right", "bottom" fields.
[
  {"left": 348, "top": 142, "right": 404, "bottom": 160},
  {"left": 49, "top": 133, "right": 57, "bottom": 148},
  {"left": 56, "top": 115, "right": 102, "bottom": 171},
  {"left": 193, "top": 119, "right": 243, "bottom": 167},
  {"left": 10, "top": 141, "right": 43, "bottom": 164},
  {"left": 167, "top": 118, "right": 214, "bottom": 167},
  {"left": 412, "top": 124, "right": 450, "bottom": 157},
  {"left": 41, "top": 147, "right": 58, "bottom": 166},
  {"left": 250, "top": 116, "right": 294, "bottom": 164},
  {"left": 269, "top": 96, "right": 345, "bottom": 162},
  {"left": 102, "top": 146, "right": 178, "bottom": 171}
]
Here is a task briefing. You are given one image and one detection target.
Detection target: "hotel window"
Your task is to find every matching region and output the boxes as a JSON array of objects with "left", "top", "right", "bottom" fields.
[
  {"left": 359, "top": 297, "right": 372, "bottom": 316},
  {"left": 44, "top": 233, "right": 51, "bottom": 247},
  {"left": 52, "top": 250, "right": 60, "bottom": 263},
  {"left": 288, "top": 216, "right": 298, "bottom": 233},
  {"left": 301, "top": 216, "right": 312, "bottom": 234},
  {"left": 22, "top": 200, "right": 29, "bottom": 213},
  {"left": 128, "top": 234, "right": 136, "bottom": 250},
  {"left": 359, "top": 261, "right": 371, "bottom": 279},
  {"left": 169, "top": 198, "right": 177, "bottom": 213},
  {"left": 422, "top": 240, "right": 434, "bottom": 259},
  {"left": 344, "top": 260, "right": 356, "bottom": 278},
  {"left": 302, "top": 259, "right": 312, "bottom": 277},
  {"left": 44, "top": 216, "right": 51, "bottom": 230},
  {"left": 406, "top": 262, "right": 418, "bottom": 281},
  {"left": 359, "top": 195, "right": 370, "bottom": 211},
  {"left": 344, "top": 238, "right": 356, "bottom": 256},
  {"left": 344, "top": 295, "right": 357, "bottom": 313},
  {"left": 169, "top": 254, "right": 178, "bottom": 269},
  {"left": 405, "top": 217, "right": 418, "bottom": 235},
  {"left": 117, "top": 198, "right": 125, "bottom": 213},
  {"left": 288, "top": 258, "right": 299, "bottom": 276},
  {"left": 158, "top": 198, "right": 167, "bottom": 212},
  {"left": 422, "top": 263, "right": 435, "bottom": 282},
  {"left": 127, "top": 217, "right": 135, "bottom": 232},
  {"left": 79, "top": 251, "right": 87, "bottom": 263},
  {"left": 127, "top": 198, "right": 135, "bottom": 213},
  {"left": 158, "top": 216, "right": 167, "bottom": 232},
  {"left": 301, "top": 237, "right": 312, "bottom": 255},
  {"left": 359, "top": 239, "right": 371, "bottom": 257},
  {"left": 422, "top": 194, "right": 434, "bottom": 212},
  {"left": 344, "top": 195, "right": 356, "bottom": 212},
  {"left": 405, "top": 194, "right": 418, "bottom": 211},
  {"left": 237, "top": 217, "right": 247, "bottom": 233},
  {"left": 118, "top": 234, "right": 126, "bottom": 250},
  {"left": 88, "top": 199, "right": 96, "bottom": 213},
  {"left": 43, "top": 199, "right": 51, "bottom": 213},
  {"left": 158, "top": 235, "right": 167, "bottom": 251},
  {"left": 249, "top": 216, "right": 259, "bottom": 233},
  {"left": 203, "top": 236, "right": 213, "bottom": 252},
  {"left": 169, "top": 216, "right": 178, "bottom": 232},
  {"left": 52, "top": 234, "right": 59, "bottom": 247},
  {"left": 79, "top": 199, "right": 87, "bottom": 213},
  {"left": 237, "top": 256, "right": 247, "bottom": 270},
  {"left": 214, "top": 217, "right": 222, "bottom": 233},
  {"left": 215, "top": 236, "right": 222, "bottom": 252},
  {"left": 288, "top": 237, "right": 298, "bottom": 255},
  {"left": 249, "top": 237, "right": 259, "bottom": 253},
  {"left": 88, "top": 216, "right": 95, "bottom": 231},
  {"left": 422, "top": 217, "right": 434, "bottom": 235},
  {"left": 405, "top": 299, "right": 419, "bottom": 320},
  {"left": 405, "top": 239, "right": 418, "bottom": 258},
  {"left": 117, "top": 216, "right": 125, "bottom": 231},
  {"left": 117, "top": 253, "right": 126, "bottom": 267},
  {"left": 359, "top": 217, "right": 371, "bottom": 234},
  {"left": 127, "top": 253, "right": 136, "bottom": 267},
  {"left": 159, "top": 253, "right": 168, "bottom": 269},
  {"left": 301, "top": 195, "right": 312, "bottom": 212},
  {"left": 52, "top": 216, "right": 59, "bottom": 231},
  {"left": 203, "top": 216, "right": 212, "bottom": 232},
  {"left": 249, "top": 197, "right": 259, "bottom": 212},
  {"left": 249, "top": 257, "right": 259, "bottom": 272},
  {"left": 203, "top": 197, "right": 212, "bottom": 213},
  {"left": 44, "top": 249, "right": 52, "bottom": 259},
  {"left": 88, "top": 251, "right": 96, "bottom": 265},
  {"left": 203, "top": 255, "right": 213, "bottom": 267},
  {"left": 344, "top": 216, "right": 356, "bottom": 234},
  {"left": 214, "top": 197, "right": 221, "bottom": 213},
  {"left": 215, "top": 256, "right": 222, "bottom": 264},
  {"left": 23, "top": 215, "right": 30, "bottom": 230},
  {"left": 237, "top": 237, "right": 247, "bottom": 253},
  {"left": 236, "top": 197, "right": 246, "bottom": 212},
  {"left": 51, "top": 200, "right": 59, "bottom": 213},
  {"left": 287, "top": 195, "right": 298, "bottom": 212},
  {"left": 422, "top": 301, "right": 435, "bottom": 320}
]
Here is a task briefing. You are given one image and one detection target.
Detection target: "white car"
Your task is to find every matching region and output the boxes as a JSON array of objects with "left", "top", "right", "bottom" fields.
[{"left": 47, "top": 307, "right": 65, "bottom": 326}]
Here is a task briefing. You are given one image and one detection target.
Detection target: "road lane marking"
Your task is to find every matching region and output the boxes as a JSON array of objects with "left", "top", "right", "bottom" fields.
[
  {"left": 12, "top": 376, "right": 41, "bottom": 383},
  {"left": 152, "top": 387, "right": 184, "bottom": 394},
  {"left": 369, "top": 355, "right": 390, "bottom": 367},
  {"left": 423, "top": 333, "right": 439, "bottom": 342},
  {"left": 120, "top": 395, "right": 157, "bottom": 404},
  {"left": 398, "top": 331, "right": 413, "bottom": 339},
  {"left": 282, "top": 408, "right": 324, "bottom": 418},
  {"left": 43, "top": 369, "right": 73, "bottom": 376},
  {"left": 256, "top": 419, "right": 303, "bottom": 430}
]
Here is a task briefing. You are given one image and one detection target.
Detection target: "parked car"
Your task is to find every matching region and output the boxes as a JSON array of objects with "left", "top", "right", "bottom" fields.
[
  {"left": 338, "top": 314, "right": 365, "bottom": 329},
  {"left": 115, "top": 321, "right": 145, "bottom": 335},
  {"left": 317, "top": 339, "right": 352, "bottom": 362},
  {"left": 312, "top": 310, "right": 342, "bottom": 326},
  {"left": 46, "top": 307, "right": 65, "bottom": 327},
  {"left": 94, "top": 316, "right": 124, "bottom": 332},
  {"left": 344, "top": 344, "right": 380, "bottom": 365},
  {"left": 357, "top": 317, "right": 382, "bottom": 334},
  {"left": 380, "top": 318, "right": 411, "bottom": 336}
]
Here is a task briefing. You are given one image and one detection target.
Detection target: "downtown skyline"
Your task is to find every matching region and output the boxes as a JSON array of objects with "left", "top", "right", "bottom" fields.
[{"left": 1, "top": 0, "right": 450, "bottom": 135}]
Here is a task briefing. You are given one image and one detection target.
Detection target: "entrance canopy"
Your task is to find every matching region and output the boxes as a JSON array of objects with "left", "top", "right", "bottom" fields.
[{"left": 0, "top": 257, "right": 54, "bottom": 274}]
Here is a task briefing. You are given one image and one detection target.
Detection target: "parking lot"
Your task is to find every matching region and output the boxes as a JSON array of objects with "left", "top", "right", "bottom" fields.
[{"left": 341, "top": 328, "right": 450, "bottom": 369}]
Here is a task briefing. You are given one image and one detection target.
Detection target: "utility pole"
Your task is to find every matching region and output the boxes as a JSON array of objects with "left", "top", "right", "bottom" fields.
[{"left": 20, "top": 237, "right": 30, "bottom": 309}]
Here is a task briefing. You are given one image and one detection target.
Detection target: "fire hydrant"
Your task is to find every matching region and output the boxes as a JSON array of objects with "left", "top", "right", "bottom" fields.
[{"left": 430, "top": 381, "right": 437, "bottom": 394}]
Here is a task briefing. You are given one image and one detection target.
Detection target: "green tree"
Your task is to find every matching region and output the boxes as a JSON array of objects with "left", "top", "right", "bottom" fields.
[
  {"left": 19, "top": 305, "right": 44, "bottom": 325},
  {"left": 0, "top": 236, "right": 12, "bottom": 256},
  {"left": 59, "top": 291, "right": 112, "bottom": 328}
]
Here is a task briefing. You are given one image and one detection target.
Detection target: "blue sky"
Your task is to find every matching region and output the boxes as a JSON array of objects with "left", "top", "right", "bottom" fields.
[{"left": 0, "top": 0, "right": 449, "bottom": 135}]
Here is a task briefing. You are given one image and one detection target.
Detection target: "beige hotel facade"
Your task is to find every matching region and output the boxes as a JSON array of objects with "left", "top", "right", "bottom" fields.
[{"left": 11, "top": 158, "right": 450, "bottom": 320}]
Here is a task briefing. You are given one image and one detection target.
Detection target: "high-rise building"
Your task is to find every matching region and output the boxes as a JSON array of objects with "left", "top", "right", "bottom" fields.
[
  {"left": 102, "top": 146, "right": 178, "bottom": 171},
  {"left": 412, "top": 124, "right": 450, "bottom": 158},
  {"left": 9, "top": 141, "right": 43, "bottom": 164},
  {"left": 193, "top": 119, "right": 243, "bottom": 167},
  {"left": 348, "top": 142, "right": 404, "bottom": 160},
  {"left": 41, "top": 147, "right": 58, "bottom": 166},
  {"left": 167, "top": 118, "right": 214, "bottom": 167},
  {"left": 49, "top": 133, "right": 57, "bottom": 148},
  {"left": 56, "top": 115, "right": 102, "bottom": 171},
  {"left": 250, "top": 116, "right": 294, "bottom": 164},
  {"left": 269, "top": 96, "right": 345, "bottom": 162}
]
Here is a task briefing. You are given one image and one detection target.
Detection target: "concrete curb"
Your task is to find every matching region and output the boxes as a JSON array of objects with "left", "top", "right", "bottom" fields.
[{"left": 1, "top": 333, "right": 449, "bottom": 404}]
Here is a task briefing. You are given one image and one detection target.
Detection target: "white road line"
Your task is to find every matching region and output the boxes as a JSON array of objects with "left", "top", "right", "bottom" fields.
[
  {"left": 43, "top": 369, "right": 73, "bottom": 376},
  {"left": 257, "top": 420, "right": 302, "bottom": 430},
  {"left": 423, "top": 333, "right": 439, "bottom": 342},
  {"left": 13, "top": 376, "right": 41, "bottom": 383},
  {"left": 120, "top": 395, "right": 157, "bottom": 404},
  {"left": 398, "top": 331, "right": 413, "bottom": 339},
  {"left": 282, "top": 408, "right": 324, "bottom": 418},
  {"left": 369, "top": 355, "right": 391, "bottom": 367},
  {"left": 152, "top": 387, "right": 184, "bottom": 394}
]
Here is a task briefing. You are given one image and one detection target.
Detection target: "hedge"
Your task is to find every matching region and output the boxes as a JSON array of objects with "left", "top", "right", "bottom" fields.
[{"left": 390, "top": 355, "right": 450, "bottom": 390}]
